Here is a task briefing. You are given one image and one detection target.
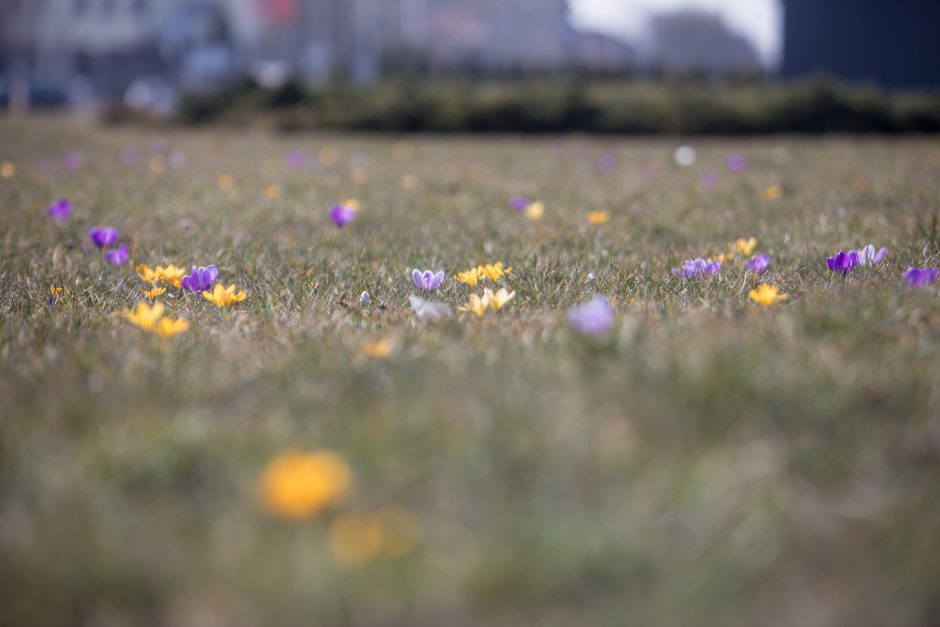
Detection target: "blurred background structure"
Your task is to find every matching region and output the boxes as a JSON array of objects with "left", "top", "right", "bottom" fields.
[{"left": 1, "top": 0, "right": 939, "bottom": 111}]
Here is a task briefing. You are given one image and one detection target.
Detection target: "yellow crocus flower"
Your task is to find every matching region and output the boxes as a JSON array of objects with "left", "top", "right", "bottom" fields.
[
  {"left": 749, "top": 284, "right": 788, "bottom": 307},
  {"left": 456, "top": 267, "right": 481, "bottom": 287},
  {"left": 526, "top": 201, "right": 545, "bottom": 220},
  {"left": 360, "top": 338, "right": 393, "bottom": 360},
  {"left": 156, "top": 265, "right": 186, "bottom": 289},
  {"left": 587, "top": 210, "right": 610, "bottom": 225},
  {"left": 142, "top": 286, "right": 166, "bottom": 300},
  {"left": 459, "top": 293, "right": 488, "bottom": 317},
  {"left": 730, "top": 237, "right": 758, "bottom": 258},
  {"left": 485, "top": 287, "right": 515, "bottom": 311},
  {"left": 202, "top": 283, "right": 247, "bottom": 308},
  {"left": 154, "top": 316, "right": 189, "bottom": 338},
  {"left": 124, "top": 301, "right": 165, "bottom": 331},
  {"left": 261, "top": 450, "right": 352, "bottom": 519},
  {"left": 136, "top": 263, "right": 159, "bottom": 284}
]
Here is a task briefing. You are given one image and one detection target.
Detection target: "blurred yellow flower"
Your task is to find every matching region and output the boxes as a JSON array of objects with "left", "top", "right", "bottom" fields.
[
  {"left": 764, "top": 184, "right": 782, "bottom": 201},
  {"left": 344, "top": 197, "right": 360, "bottom": 210},
  {"left": 329, "top": 512, "right": 383, "bottom": 568},
  {"left": 401, "top": 174, "right": 419, "bottom": 190},
  {"left": 485, "top": 287, "right": 515, "bottom": 311},
  {"left": 587, "top": 210, "right": 610, "bottom": 225},
  {"left": 263, "top": 184, "right": 282, "bottom": 199},
  {"left": 1, "top": 161, "right": 15, "bottom": 178},
  {"left": 154, "top": 316, "right": 189, "bottom": 339},
  {"left": 374, "top": 506, "right": 422, "bottom": 557},
  {"left": 149, "top": 156, "right": 166, "bottom": 175},
  {"left": 456, "top": 267, "right": 481, "bottom": 287},
  {"left": 217, "top": 174, "right": 235, "bottom": 190},
  {"left": 459, "top": 293, "right": 488, "bottom": 317},
  {"left": 261, "top": 450, "right": 352, "bottom": 519},
  {"left": 749, "top": 284, "right": 788, "bottom": 307},
  {"left": 50, "top": 286, "right": 65, "bottom": 296},
  {"left": 203, "top": 283, "right": 247, "bottom": 308},
  {"left": 142, "top": 286, "right": 166, "bottom": 300},
  {"left": 124, "top": 301, "right": 165, "bottom": 331},
  {"left": 360, "top": 338, "right": 393, "bottom": 360},
  {"left": 729, "top": 237, "right": 758, "bottom": 258},
  {"left": 526, "top": 201, "right": 544, "bottom": 220}
]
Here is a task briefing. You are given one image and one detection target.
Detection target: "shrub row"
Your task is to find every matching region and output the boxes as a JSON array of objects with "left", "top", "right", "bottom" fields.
[{"left": 173, "top": 78, "right": 940, "bottom": 135}]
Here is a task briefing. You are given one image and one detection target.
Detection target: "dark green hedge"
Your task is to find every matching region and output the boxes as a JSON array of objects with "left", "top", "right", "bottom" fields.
[{"left": 174, "top": 78, "right": 940, "bottom": 134}]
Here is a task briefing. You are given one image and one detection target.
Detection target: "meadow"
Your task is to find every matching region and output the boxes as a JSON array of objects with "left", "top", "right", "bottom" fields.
[{"left": 2, "top": 116, "right": 940, "bottom": 627}]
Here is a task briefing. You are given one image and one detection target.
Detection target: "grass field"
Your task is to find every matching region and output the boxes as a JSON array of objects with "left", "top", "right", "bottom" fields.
[{"left": 2, "top": 116, "right": 940, "bottom": 627}]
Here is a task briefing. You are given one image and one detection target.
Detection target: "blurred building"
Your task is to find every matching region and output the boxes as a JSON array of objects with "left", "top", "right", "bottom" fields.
[
  {"left": 1, "top": 0, "right": 638, "bottom": 104},
  {"left": 782, "top": 0, "right": 940, "bottom": 88}
]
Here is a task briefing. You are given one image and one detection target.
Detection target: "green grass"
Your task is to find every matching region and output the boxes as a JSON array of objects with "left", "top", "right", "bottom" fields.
[{"left": 2, "top": 117, "right": 940, "bottom": 627}]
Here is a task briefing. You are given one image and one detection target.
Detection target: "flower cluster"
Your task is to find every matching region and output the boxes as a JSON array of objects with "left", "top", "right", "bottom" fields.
[
  {"left": 826, "top": 250, "right": 859, "bottom": 275},
  {"left": 455, "top": 261, "right": 511, "bottom": 287},
  {"left": 137, "top": 263, "right": 187, "bottom": 290},
  {"left": 672, "top": 258, "right": 721, "bottom": 279},
  {"left": 903, "top": 267, "right": 938, "bottom": 287},
  {"left": 181, "top": 265, "right": 219, "bottom": 292},
  {"left": 89, "top": 227, "right": 128, "bottom": 266},
  {"left": 459, "top": 287, "right": 515, "bottom": 316},
  {"left": 124, "top": 301, "right": 189, "bottom": 339}
]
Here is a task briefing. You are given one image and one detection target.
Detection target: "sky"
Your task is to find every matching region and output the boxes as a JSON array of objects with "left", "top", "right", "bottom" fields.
[{"left": 570, "top": 0, "right": 783, "bottom": 65}]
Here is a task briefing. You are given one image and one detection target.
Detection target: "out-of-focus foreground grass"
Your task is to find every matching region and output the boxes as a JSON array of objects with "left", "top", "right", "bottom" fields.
[{"left": 2, "top": 117, "right": 940, "bottom": 627}]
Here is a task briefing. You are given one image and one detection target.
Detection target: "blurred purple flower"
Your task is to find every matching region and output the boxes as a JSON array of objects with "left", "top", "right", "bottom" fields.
[
  {"left": 359, "top": 291, "right": 371, "bottom": 304},
  {"left": 567, "top": 295, "right": 615, "bottom": 336},
  {"left": 855, "top": 244, "right": 887, "bottom": 266},
  {"left": 826, "top": 250, "right": 858, "bottom": 275},
  {"left": 89, "top": 227, "right": 119, "bottom": 248},
  {"left": 412, "top": 269, "right": 445, "bottom": 292},
  {"left": 903, "top": 267, "right": 938, "bottom": 287},
  {"left": 509, "top": 196, "right": 530, "bottom": 211},
  {"left": 746, "top": 254, "right": 770, "bottom": 275},
  {"left": 181, "top": 265, "right": 218, "bottom": 292},
  {"left": 122, "top": 146, "right": 140, "bottom": 166},
  {"left": 699, "top": 171, "right": 719, "bottom": 189},
  {"left": 63, "top": 152, "right": 84, "bottom": 170},
  {"left": 168, "top": 150, "right": 187, "bottom": 170},
  {"left": 48, "top": 198, "right": 72, "bottom": 220},
  {"left": 672, "top": 258, "right": 721, "bottom": 279},
  {"left": 286, "top": 150, "right": 307, "bottom": 169},
  {"left": 598, "top": 154, "right": 616, "bottom": 172},
  {"left": 104, "top": 244, "right": 129, "bottom": 266},
  {"left": 726, "top": 153, "right": 747, "bottom": 173},
  {"left": 329, "top": 204, "right": 356, "bottom": 228}
]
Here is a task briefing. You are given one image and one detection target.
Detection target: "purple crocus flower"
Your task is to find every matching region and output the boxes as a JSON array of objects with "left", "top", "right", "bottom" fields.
[
  {"left": 746, "top": 254, "right": 770, "bottom": 275},
  {"left": 598, "top": 154, "right": 616, "bottom": 172},
  {"left": 89, "top": 227, "right": 119, "bottom": 248},
  {"left": 412, "top": 269, "right": 445, "bottom": 292},
  {"left": 903, "top": 267, "right": 938, "bottom": 287},
  {"left": 826, "top": 250, "right": 858, "bottom": 275},
  {"left": 122, "top": 146, "right": 140, "bottom": 166},
  {"left": 64, "top": 152, "right": 84, "bottom": 170},
  {"left": 672, "top": 258, "right": 721, "bottom": 279},
  {"left": 509, "top": 196, "right": 530, "bottom": 211},
  {"left": 855, "top": 244, "right": 887, "bottom": 266},
  {"left": 726, "top": 153, "right": 747, "bottom": 173},
  {"left": 181, "top": 265, "right": 219, "bottom": 292},
  {"left": 104, "top": 244, "right": 129, "bottom": 266},
  {"left": 286, "top": 150, "right": 307, "bottom": 170},
  {"left": 567, "top": 295, "right": 615, "bottom": 336},
  {"left": 329, "top": 204, "right": 356, "bottom": 228},
  {"left": 699, "top": 171, "right": 719, "bottom": 189},
  {"left": 48, "top": 198, "right": 72, "bottom": 220}
]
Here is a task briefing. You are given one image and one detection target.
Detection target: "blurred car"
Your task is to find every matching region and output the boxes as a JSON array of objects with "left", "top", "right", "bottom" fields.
[{"left": 0, "top": 78, "right": 69, "bottom": 109}]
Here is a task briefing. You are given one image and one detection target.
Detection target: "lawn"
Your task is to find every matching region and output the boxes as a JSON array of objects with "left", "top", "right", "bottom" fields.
[{"left": 2, "top": 117, "right": 940, "bottom": 627}]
